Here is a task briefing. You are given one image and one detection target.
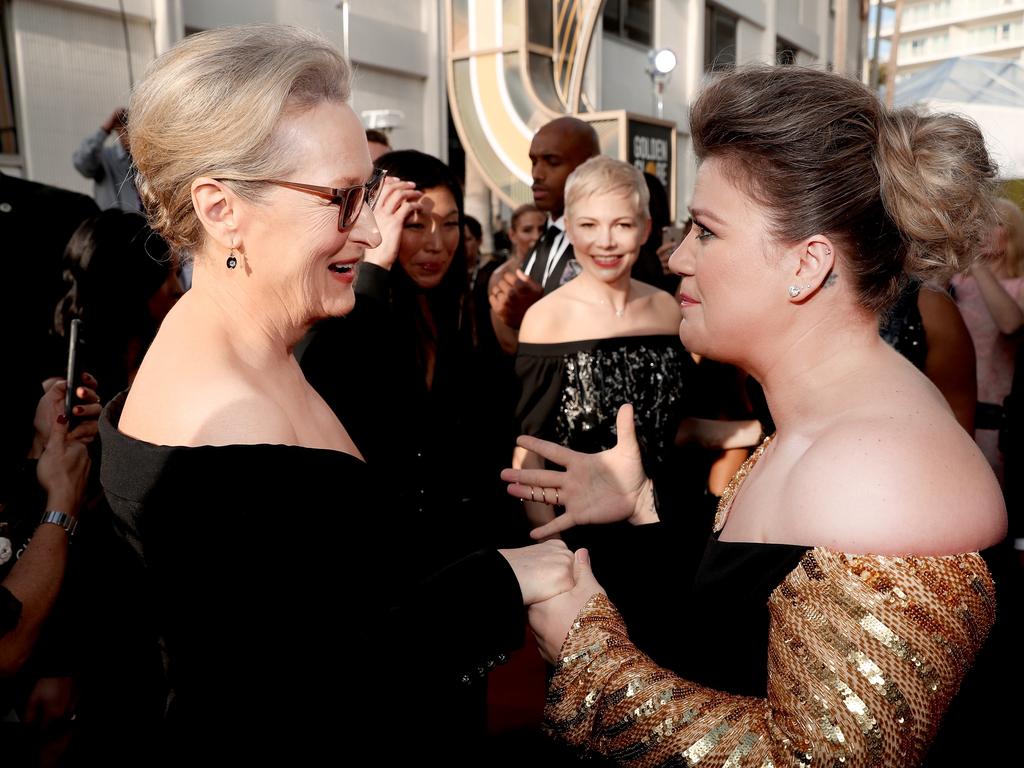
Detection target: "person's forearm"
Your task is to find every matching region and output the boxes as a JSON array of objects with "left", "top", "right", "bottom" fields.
[
  {"left": 971, "top": 263, "right": 1024, "bottom": 335},
  {"left": 0, "top": 522, "right": 69, "bottom": 677}
]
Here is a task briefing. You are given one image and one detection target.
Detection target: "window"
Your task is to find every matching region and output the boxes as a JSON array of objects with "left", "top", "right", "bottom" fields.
[
  {"left": 603, "top": 0, "right": 652, "bottom": 46},
  {"left": 705, "top": 4, "right": 738, "bottom": 71},
  {"left": 0, "top": 1, "right": 17, "bottom": 155},
  {"left": 776, "top": 37, "right": 797, "bottom": 65}
]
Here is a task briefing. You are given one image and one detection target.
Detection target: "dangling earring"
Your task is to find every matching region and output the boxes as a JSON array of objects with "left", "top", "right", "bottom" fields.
[
  {"left": 226, "top": 249, "right": 237, "bottom": 269},
  {"left": 788, "top": 285, "right": 802, "bottom": 298}
]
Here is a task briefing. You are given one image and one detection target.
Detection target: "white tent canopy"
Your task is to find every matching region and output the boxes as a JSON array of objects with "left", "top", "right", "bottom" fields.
[{"left": 890, "top": 57, "right": 1024, "bottom": 180}]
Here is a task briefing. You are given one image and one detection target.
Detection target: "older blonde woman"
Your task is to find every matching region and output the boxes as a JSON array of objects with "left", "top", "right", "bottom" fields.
[{"left": 98, "top": 25, "right": 573, "bottom": 761}]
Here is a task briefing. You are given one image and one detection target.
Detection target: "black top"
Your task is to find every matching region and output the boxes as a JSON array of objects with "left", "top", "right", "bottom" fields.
[
  {"left": 515, "top": 335, "right": 709, "bottom": 666},
  {"left": 685, "top": 534, "right": 811, "bottom": 695},
  {"left": 516, "top": 335, "right": 690, "bottom": 461},
  {"left": 99, "top": 392, "right": 524, "bottom": 762},
  {"left": 516, "top": 335, "right": 700, "bottom": 515},
  {"left": 879, "top": 281, "right": 927, "bottom": 371},
  {"left": 301, "top": 262, "right": 515, "bottom": 563}
]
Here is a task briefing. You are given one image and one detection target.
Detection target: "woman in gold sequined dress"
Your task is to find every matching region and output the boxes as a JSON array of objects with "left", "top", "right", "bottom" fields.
[{"left": 501, "top": 65, "right": 1007, "bottom": 768}]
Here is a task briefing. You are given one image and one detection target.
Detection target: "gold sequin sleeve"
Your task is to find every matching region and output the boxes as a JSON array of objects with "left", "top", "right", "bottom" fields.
[{"left": 545, "top": 547, "right": 995, "bottom": 768}]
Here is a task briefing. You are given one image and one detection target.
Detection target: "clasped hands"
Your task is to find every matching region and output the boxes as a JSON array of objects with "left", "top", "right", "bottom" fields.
[{"left": 499, "top": 405, "right": 656, "bottom": 663}]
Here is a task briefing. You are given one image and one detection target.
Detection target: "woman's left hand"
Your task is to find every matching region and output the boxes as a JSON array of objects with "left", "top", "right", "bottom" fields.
[
  {"left": 528, "top": 548, "right": 606, "bottom": 664},
  {"left": 363, "top": 177, "right": 422, "bottom": 270}
]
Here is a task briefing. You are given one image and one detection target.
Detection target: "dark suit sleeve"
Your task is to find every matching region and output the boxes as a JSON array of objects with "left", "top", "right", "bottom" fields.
[{"left": 380, "top": 548, "right": 525, "bottom": 682}]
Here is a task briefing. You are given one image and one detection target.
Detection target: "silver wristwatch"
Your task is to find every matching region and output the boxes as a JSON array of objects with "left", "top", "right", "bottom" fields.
[{"left": 39, "top": 510, "right": 78, "bottom": 540}]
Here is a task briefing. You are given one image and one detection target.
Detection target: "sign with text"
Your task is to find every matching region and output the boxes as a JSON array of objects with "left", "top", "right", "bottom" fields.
[{"left": 627, "top": 120, "right": 673, "bottom": 190}]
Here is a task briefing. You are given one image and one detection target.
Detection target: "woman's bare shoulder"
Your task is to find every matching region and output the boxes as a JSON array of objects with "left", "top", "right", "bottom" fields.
[
  {"left": 783, "top": 417, "right": 1006, "bottom": 555},
  {"left": 122, "top": 332, "right": 297, "bottom": 448},
  {"left": 519, "top": 289, "right": 575, "bottom": 344}
]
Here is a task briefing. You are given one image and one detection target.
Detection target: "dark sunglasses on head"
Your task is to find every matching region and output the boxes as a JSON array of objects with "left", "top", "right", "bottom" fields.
[{"left": 218, "top": 170, "right": 387, "bottom": 231}]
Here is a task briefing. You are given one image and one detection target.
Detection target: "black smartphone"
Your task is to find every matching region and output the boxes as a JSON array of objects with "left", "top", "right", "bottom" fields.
[{"left": 64, "top": 318, "right": 84, "bottom": 427}]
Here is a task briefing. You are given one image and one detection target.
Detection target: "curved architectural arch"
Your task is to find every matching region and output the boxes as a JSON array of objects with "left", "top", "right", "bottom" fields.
[{"left": 447, "top": 0, "right": 603, "bottom": 206}]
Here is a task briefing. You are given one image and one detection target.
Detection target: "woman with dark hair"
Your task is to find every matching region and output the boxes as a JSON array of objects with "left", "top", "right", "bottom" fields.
[
  {"left": 299, "top": 149, "right": 525, "bottom": 753},
  {"left": 55, "top": 209, "right": 182, "bottom": 402},
  {"left": 503, "top": 65, "right": 1005, "bottom": 767},
  {"left": 302, "top": 149, "right": 479, "bottom": 489}
]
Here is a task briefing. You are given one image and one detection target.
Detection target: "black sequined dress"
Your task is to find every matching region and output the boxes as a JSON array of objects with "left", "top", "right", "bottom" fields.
[
  {"left": 880, "top": 281, "right": 927, "bottom": 370},
  {"left": 515, "top": 335, "right": 704, "bottom": 667}
]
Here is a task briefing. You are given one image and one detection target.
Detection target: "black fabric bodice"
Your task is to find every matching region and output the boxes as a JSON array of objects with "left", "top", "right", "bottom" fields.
[
  {"left": 516, "top": 335, "right": 691, "bottom": 470},
  {"left": 99, "top": 392, "right": 524, "bottom": 762},
  {"left": 684, "top": 535, "right": 811, "bottom": 695}
]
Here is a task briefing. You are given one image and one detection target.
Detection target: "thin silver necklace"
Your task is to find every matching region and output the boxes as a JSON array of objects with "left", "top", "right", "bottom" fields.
[{"left": 588, "top": 286, "right": 630, "bottom": 317}]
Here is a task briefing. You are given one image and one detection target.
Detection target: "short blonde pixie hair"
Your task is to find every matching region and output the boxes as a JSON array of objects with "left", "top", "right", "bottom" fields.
[
  {"left": 564, "top": 156, "right": 650, "bottom": 221},
  {"left": 129, "top": 24, "right": 351, "bottom": 257}
]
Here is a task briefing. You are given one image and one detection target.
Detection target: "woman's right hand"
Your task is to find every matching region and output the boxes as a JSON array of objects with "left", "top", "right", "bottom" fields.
[
  {"left": 501, "top": 405, "right": 656, "bottom": 540},
  {"left": 363, "top": 177, "right": 422, "bottom": 270},
  {"left": 36, "top": 415, "right": 91, "bottom": 517}
]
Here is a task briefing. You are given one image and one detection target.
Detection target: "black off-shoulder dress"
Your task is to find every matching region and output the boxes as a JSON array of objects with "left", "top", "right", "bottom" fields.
[{"left": 100, "top": 392, "right": 525, "bottom": 763}]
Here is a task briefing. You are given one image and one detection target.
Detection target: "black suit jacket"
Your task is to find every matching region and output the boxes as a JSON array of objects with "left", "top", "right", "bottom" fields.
[{"left": 525, "top": 224, "right": 577, "bottom": 294}]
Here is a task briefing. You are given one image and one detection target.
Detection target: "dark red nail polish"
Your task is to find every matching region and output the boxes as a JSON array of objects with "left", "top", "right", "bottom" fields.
[{"left": 57, "top": 414, "right": 67, "bottom": 425}]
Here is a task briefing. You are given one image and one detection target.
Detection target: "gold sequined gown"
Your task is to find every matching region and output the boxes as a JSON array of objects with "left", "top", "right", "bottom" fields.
[{"left": 544, "top": 440, "right": 997, "bottom": 767}]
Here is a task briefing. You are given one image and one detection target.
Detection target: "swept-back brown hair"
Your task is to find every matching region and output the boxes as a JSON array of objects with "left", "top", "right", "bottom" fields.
[{"left": 690, "top": 65, "right": 997, "bottom": 312}]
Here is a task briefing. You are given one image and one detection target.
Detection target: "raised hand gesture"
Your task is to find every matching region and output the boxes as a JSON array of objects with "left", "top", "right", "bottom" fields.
[{"left": 501, "top": 404, "right": 657, "bottom": 540}]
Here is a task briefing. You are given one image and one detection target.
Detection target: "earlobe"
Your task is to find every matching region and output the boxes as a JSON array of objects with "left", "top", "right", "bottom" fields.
[{"left": 192, "top": 177, "right": 239, "bottom": 252}]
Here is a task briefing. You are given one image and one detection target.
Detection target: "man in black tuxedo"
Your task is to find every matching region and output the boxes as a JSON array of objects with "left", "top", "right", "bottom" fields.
[{"left": 488, "top": 117, "right": 600, "bottom": 353}]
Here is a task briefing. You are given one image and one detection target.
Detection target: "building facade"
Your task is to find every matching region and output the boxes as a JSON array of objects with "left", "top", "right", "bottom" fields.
[
  {"left": 878, "top": 0, "right": 1024, "bottom": 79},
  {"left": 1, "top": 0, "right": 863, "bottom": 220}
]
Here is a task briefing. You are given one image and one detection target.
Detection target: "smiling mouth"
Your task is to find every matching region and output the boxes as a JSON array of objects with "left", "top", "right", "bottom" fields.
[{"left": 328, "top": 263, "right": 355, "bottom": 275}]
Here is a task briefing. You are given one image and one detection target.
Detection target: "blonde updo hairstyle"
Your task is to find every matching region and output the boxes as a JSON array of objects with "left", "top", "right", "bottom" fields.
[
  {"left": 689, "top": 65, "right": 997, "bottom": 313},
  {"left": 128, "top": 24, "right": 351, "bottom": 259},
  {"left": 564, "top": 156, "right": 650, "bottom": 223}
]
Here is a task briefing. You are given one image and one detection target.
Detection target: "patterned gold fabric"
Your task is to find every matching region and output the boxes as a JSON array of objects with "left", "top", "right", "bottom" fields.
[{"left": 545, "top": 547, "right": 995, "bottom": 767}]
